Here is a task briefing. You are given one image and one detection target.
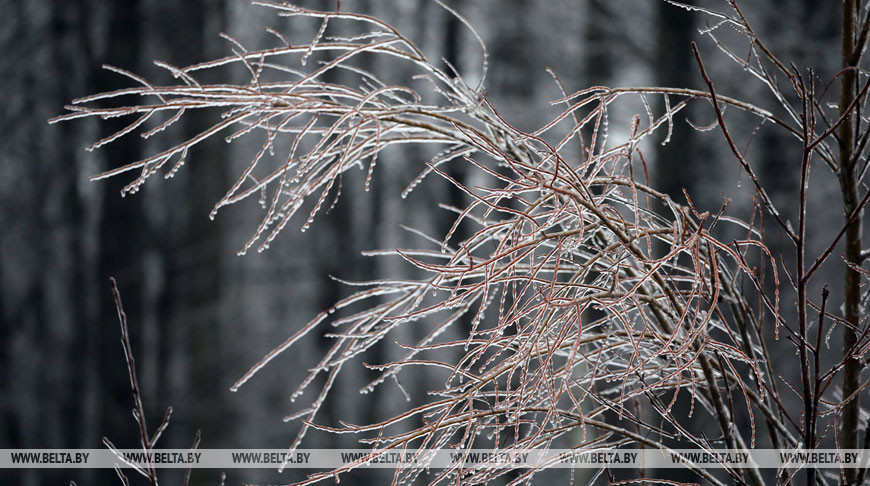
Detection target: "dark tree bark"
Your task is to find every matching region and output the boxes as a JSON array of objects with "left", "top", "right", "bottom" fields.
[{"left": 839, "top": 2, "right": 861, "bottom": 483}]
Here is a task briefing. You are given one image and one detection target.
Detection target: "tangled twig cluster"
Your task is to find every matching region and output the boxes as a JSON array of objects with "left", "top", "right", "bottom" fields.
[{"left": 53, "top": 2, "right": 870, "bottom": 485}]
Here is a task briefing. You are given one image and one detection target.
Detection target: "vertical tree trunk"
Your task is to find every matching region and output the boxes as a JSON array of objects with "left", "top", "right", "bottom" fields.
[
  {"left": 95, "top": 0, "right": 145, "bottom": 444},
  {"left": 441, "top": 0, "right": 470, "bottom": 232},
  {"left": 49, "top": 0, "right": 91, "bottom": 457},
  {"left": 653, "top": 2, "right": 696, "bottom": 205},
  {"left": 839, "top": 2, "right": 861, "bottom": 483},
  {"left": 151, "top": 0, "right": 228, "bottom": 447},
  {"left": 583, "top": 0, "right": 611, "bottom": 84}
]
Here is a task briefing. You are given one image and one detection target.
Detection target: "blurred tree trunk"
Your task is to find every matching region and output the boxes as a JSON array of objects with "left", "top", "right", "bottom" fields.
[
  {"left": 441, "top": 0, "right": 470, "bottom": 235},
  {"left": 95, "top": 0, "right": 146, "bottom": 446},
  {"left": 583, "top": 0, "right": 612, "bottom": 84},
  {"left": 146, "top": 0, "right": 229, "bottom": 448},
  {"left": 1, "top": 1, "right": 105, "bottom": 484},
  {"left": 49, "top": 0, "right": 94, "bottom": 456},
  {"left": 653, "top": 2, "right": 695, "bottom": 204},
  {"left": 181, "top": 0, "right": 228, "bottom": 448}
]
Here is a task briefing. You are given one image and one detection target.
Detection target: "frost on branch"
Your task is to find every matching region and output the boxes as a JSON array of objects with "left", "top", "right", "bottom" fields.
[{"left": 53, "top": 2, "right": 783, "bottom": 485}]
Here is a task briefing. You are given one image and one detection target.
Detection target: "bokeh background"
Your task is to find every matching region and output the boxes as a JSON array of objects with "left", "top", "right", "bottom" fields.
[{"left": 0, "top": 0, "right": 846, "bottom": 484}]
